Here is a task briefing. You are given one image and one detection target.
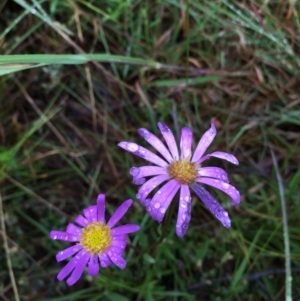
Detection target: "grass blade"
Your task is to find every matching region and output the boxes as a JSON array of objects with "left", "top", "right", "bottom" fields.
[{"left": 271, "top": 149, "right": 292, "bottom": 301}]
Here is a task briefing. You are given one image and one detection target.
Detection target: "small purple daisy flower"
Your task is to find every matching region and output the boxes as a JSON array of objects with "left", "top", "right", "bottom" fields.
[
  {"left": 118, "top": 122, "right": 240, "bottom": 237},
  {"left": 49, "top": 194, "right": 140, "bottom": 286}
]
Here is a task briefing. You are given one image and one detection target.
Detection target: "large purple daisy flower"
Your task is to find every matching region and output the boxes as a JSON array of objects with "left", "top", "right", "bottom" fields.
[
  {"left": 118, "top": 122, "right": 240, "bottom": 237},
  {"left": 49, "top": 194, "right": 140, "bottom": 286}
]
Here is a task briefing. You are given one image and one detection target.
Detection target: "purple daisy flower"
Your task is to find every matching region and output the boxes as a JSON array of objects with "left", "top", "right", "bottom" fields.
[
  {"left": 49, "top": 194, "right": 140, "bottom": 286},
  {"left": 118, "top": 122, "right": 240, "bottom": 237}
]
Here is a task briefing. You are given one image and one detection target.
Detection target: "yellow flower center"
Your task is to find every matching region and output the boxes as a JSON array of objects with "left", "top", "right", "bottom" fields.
[
  {"left": 80, "top": 222, "right": 112, "bottom": 255},
  {"left": 167, "top": 159, "right": 198, "bottom": 185}
]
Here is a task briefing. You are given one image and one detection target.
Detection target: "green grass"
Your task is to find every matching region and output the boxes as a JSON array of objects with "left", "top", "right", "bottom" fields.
[{"left": 1, "top": 0, "right": 300, "bottom": 300}]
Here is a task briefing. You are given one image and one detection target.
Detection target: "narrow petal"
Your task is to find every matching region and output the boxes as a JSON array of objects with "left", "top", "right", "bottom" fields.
[
  {"left": 66, "top": 223, "right": 82, "bottom": 235},
  {"left": 198, "top": 167, "right": 229, "bottom": 183},
  {"left": 198, "top": 151, "right": 239, "bottom": 165},
  {"left": 196, "top": 177, "right": 240, "bottom": 206},
  {"left": 111, "top": 239, "right": 127, "bottom": 250},
  {"left": 191, "top": 183, "right": 231, "bottom": 228},
  {"left": 138, "top": 128, "right": 173, "bottom": 162},
  {"left": 67, "top": 251, "right": 90, "bottom": 286},
  {"left": 107, "top": 199, "right": 133, "bottom": 228},
  {"left": 157, "top": 122, "right": 179, "bottom": 160},
  {"left": 50, "top": 231, "right": 80, "bottom": 242},
  {"left": 75, "top": 215, "right": 89, "bottom": 227},
  {"left": 154, "top": 181, "right": 180, "bottom": 223},
  {"left": 136, "top": 174, "right": 170, "bottom": 201},
  {"left": 191, "top": 123, "right": 216, "bottom": 163},
  {"left": 112, "top": 235, "right": 127, "bottom": 241},
  {"left": 107, "top": 252, "right": 126, "bottom": 269},
  {"left": 56, "top": 245, "right": 83, "bottom": 262},
  {"left": 107, "top": 246, "right": 125, "bottom": 255},
  {"left": 88, "top": 255, "right": 100, "bottom": 277},
  {"left": 130, "top": 166, "right": 168, "bottom": 180},
  {"left": 118, "top": 142, "right": 168, "bottom": 167},
  {"left": 57, "top": 256, "right": 78, "bottom": 281},
  {"left": 147, "top": 179, "right": 180, "bottom": 222},
  {"left": 83, "top": 205, "right": 97, "bottom": 222},
  {"left": 132, "top": 177, "right": 146, "bottom": 185},
  {"left": 97, "top": 194, "right": 106, "bottom": 223},
  {"left": 176, "top": 185, "right": 192, "bottom": 238},
  {"left": 89, "top": 206, "right": 97, "bottom": 222},
  {"left": 99, "top": 253, "right": 113, "bottom": 267},
  {"left": 57, "top": 249, "right": 86, "bottom": 281},
  {"left": 180, "top": 127, "right": 193, "bottom": 159},
  {"left": 140, "top": 198, "right": 151, "bottom": 207},
  {"left": 83, "top": 208, "right": 91, "bottom": 222},
  {"left": 111, "top": 224, "right": 140, "bottom": 236}
]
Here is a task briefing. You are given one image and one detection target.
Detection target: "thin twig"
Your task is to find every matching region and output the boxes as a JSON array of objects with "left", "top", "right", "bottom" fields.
[
  {"left": 85, "top": 65, "right": 97, "bottom": 132},
  {"left": 271, "top": 149, "right": 292, "bottom": 301},
  {"left": 14, "top": 78, "right": 97, "bottom": 190},
  {"left": 5, "top": 174, "right": 69, "bottom": 218},
  {"left": 0, "top": 192, "right": 20, "bottom": 301},
  {"left": 0, "top": 293, "right": 10, "bottom": 301}
]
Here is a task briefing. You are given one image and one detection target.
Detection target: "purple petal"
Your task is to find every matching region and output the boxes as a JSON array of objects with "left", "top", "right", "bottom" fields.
[
  {"left": 66, "top": 223, "right": 82, "bottom": 235},
  {"left": 112, "top": 235, "right": 127, "bottom": 241},
  {"left": 138, "top": 128, "right": 173, "bottom": 162},
  {"left": 157, "top": 122, "right": 179, "bottom": 160},
  {"left": 107, "top": 252, "right": 126, "bottom": 269},
  {"left": 56, "top": 245, "right": 83, "bottom": 262},
  {"left": 132, "top": 177, "right": 146, "bottom": 185},
  {"left": 50, "top": 231, "right": 80, "bottom": 242},
  {"left": 154, "top": 183, "right": 180, "bottom": 223},
  {"left": 107, "top": 199, "right": 133, "bottom": 228},
  {"left": 180, "top": 127, "right": 193, "bottom": 159},
  {"left": 118, "top": 142, "right": 168, "bottom": 167},
  {"left": 196, "top": 177, "right": 240, "bottom": 206},
  {"left": 130, "top": 166, "right": 167, "bottom": 180},
  {"left": 97, "top": 194, "right": 106, "bottom": 223},
  {"left": 191, "top": 183, "right": 231, "bottom": 228},
  {"left": 136, "top": 174, "right": 170, "bottom": 201},
  {"left": 88, "top": 255, "right": 100, "bottom": 277},
  {"left": 191, "top": 123, "right": 216, "bottom": 163},
  {"left": 111, "top": 224, "right": 140, "bottom": 236},
  {"left": 83, "top": 208, "right": 91, "bottom": 221},
  {"left": 176, "top": 185, "right": 192, "bottom": 238},
  {"left": 67, "top": 251, "right": 90, "bottom": 286},
  {"left": 83, "top": 205, "right": 97, "bottom": 223},
  {"left": 198, "top": 151, "right": 239, "bottom": 165},
  {"left": 198, "top": 167, "right": 229, "bottom": 183},
  {"left": 75, "top": 215, "right": 89, "bottom": 227},
  {"left": 107, "top": 246, "right": 125, "bottom": 255},
  {"left": 140, "top": 198, "right": 151, "bottom": 207},
  {"left": 111, "top": 239, "right": 127, "bottom": 251},
  {"left": 57, "top": 249, "right": 86, "bottom": 281},
  {"left": 147, "top": 179, "right": 180, "bottom": 222},
  {"left": 99, "top": 253, "right": 113, "bottom": 267},
  {"left": 57, "top": 256, "right": 78, "bottom": 281}
]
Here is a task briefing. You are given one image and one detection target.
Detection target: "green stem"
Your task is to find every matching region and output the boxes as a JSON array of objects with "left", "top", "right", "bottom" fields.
[
  {"left": 271, "top": 149, "right": 292, "bottom": 301},
  {"left": 149, "top": 200, "right": 177, "bottom": 255},
  {"left": 134, "top": 200, "right": 176, "bottom": 261}
]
